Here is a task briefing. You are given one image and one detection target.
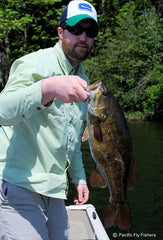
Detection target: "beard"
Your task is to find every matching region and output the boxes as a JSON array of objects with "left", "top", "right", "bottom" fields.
[{"left": 62, "top": 39, "right": 93, "bottom": 63}]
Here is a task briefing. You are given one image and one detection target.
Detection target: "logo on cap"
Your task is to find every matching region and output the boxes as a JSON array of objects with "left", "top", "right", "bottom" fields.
[{"left": 79, "top": 3, "right": 92, "bottom": 12}]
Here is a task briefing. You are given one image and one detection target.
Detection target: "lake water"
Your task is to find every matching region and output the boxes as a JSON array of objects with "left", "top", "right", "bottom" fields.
[{"left": 66, "top": 121, "right": 163, "bottom": 240}]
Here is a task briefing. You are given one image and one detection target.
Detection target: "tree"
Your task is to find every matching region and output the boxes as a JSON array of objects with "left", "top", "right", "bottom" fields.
[
  {"left": 0, "top": 0, "right": 63, "bottom": 90},
  {"left": 84, "top": 1, "right": 163, "bottom": 119}
]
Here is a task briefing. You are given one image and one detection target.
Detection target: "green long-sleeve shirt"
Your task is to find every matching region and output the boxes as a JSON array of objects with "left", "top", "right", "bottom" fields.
[{"left": 0, "top": 42, "right": 89, "bottom": 199}]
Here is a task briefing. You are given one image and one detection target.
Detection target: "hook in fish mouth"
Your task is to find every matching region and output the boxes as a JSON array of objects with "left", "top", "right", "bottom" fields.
[{"left": 84, "top": 81, "right": 102, "bottom": 99}]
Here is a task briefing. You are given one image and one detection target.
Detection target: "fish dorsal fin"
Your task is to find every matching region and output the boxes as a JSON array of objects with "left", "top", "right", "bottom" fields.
[
  {"left": 127, "top": 154, "right": 138, "bottom": 190},
  {"left": 82, "top": 127, "right": 89, "bottom": 142},
  {"left": 93, "top": 125, "right": 103, "bottom": 142},
  {"left": 90, "top": 168, "right": 106, "bottom": 188}
]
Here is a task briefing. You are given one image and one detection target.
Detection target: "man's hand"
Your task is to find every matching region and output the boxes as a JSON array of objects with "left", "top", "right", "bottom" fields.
[
  {"left": 74, "top": 184, "right": 89, "bottom": 205},
  {"left": 41, "top": 75, "right": 88, "bottom": 105}
]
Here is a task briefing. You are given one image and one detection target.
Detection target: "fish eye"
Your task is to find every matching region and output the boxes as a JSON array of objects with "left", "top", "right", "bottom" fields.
[
  {"left": 102, "top": 91, "right": 108, "bottom": 96},
  {"left": 102, "top": 88, "right": 109, "bottom": 96},
  {"left": 102, "top": 85, "right": 109, "bottom": 96}
]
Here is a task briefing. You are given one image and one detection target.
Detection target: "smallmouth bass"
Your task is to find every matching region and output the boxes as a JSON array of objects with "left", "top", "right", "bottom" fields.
[{"left": 82, "top": 80, "right": 138, "bottom": 230}]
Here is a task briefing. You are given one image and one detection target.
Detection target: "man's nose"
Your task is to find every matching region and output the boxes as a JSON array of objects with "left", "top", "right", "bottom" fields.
[{"left": 79, "top": 31, "right": 87, "bottom": 41}]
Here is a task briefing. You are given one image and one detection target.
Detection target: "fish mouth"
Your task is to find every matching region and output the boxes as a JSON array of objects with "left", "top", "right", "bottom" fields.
[
  {"left": 85, "top": 80, "right": 102, "bottom": 99},
  {"left": 86, "top": 80, "right": 101, "bottom": 92},
  {"left": 86, "top": 80, "right": 107, "bottom": 120}
]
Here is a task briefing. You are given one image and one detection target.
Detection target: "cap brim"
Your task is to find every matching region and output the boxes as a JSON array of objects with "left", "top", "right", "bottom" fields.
[{"left": 65, "top": 14, "right": 98, "bottom": 27}]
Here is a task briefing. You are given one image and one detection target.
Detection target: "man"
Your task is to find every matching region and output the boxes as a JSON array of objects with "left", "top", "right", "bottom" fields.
[{"left": 0, "top": 0, "right": 98, "bottom": 239}]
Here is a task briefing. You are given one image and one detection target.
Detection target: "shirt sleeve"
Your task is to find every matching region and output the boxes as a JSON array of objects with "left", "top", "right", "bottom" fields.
[
  {"left": 0, "top": 59, "right": 47, "bottom": 126},
  {"left": 68, "top": 147, "right": 87, "bottom": 185},
  {"left": 68, "top": 116, "right": 87, "bottom": 185}
]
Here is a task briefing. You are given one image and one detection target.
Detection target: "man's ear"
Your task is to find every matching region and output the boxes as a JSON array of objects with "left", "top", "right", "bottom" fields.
[{"left": 58, "top": 27, "right": 63, "bottom": 40}]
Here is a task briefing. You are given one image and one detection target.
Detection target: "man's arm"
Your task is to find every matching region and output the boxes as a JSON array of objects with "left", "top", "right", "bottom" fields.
[{"left": 41, "top": 75, "right": 88, "bottom": 105}]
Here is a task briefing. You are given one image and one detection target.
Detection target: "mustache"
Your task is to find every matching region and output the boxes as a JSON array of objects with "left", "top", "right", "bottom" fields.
[{"left": 75, "top": 42, "right": 88, "bottom": 49}]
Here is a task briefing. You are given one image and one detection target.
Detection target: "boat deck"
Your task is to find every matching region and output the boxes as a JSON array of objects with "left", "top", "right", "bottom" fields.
[{"left": 66, "top": 204, "right": 110, "bottom": 240}]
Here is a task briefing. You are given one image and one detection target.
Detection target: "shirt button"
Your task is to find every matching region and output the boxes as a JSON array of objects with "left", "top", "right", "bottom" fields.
[{"left": 37, "top": 107, "right": 41, "bottom": 111}]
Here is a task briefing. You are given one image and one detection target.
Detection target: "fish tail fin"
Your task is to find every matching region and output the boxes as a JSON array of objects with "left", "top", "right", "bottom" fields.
[
  {"left": 115, "top": 202, "right": 131, "bottom": 230},
  {"left": 103, "top": 201, "right": 131, "bottom": 230},
  {"left": 103, "top": 202, "right": 116, "bottom": 228}
]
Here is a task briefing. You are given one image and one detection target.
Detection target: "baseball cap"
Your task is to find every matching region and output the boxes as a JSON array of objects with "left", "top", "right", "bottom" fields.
[{"left": 60, "top": 0, "right": 98, "bottom": 28}]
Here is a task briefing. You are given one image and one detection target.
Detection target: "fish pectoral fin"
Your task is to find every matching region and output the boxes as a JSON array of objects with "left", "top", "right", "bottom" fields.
[
  {"left": 90, "top": 168, "right": 106, "bottom": 188},
  {"left": 93, "top": 125, "right": 103, "bottom": 142},
  {"left": 127, "top": 154, "right": 138, "bottom": 190},
  {"left": 82, "top": 127, "right": 89, "bottom": 142}
]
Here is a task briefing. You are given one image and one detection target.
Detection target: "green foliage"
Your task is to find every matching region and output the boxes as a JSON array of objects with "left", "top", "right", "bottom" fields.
[
  {"left": 141, "top": 65, "right": 163, "bottom": 117},
  {"left": 0, "top": 0, "right": 63, "bottom": 86},
  {"left": 84, "top": 1, "right": 163, "bottom": 119},
  {"left": 0, "top": 0, "right": 63, "bottom": 54}
]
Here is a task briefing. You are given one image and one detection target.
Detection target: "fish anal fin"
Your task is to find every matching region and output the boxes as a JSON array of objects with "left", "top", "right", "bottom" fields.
[
  {"left": 82, "top": 127, "right": 89, "bottom": 142},
  {"left": 103, "top": 201, "right": 131, "bottom": 230},
  {"left": 127, "top": 154, "right": 138, "bottom": 190},
  {"left": 90, "top": 169, "right": 106, "bottom": 188},
  {"left": 93, "top": 125, "right": 103, "bottom": 142}
]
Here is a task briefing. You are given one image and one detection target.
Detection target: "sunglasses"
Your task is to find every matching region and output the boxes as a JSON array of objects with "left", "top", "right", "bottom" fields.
[{"left": 62, "top": 24, "right": 98, "bottom": 38}]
